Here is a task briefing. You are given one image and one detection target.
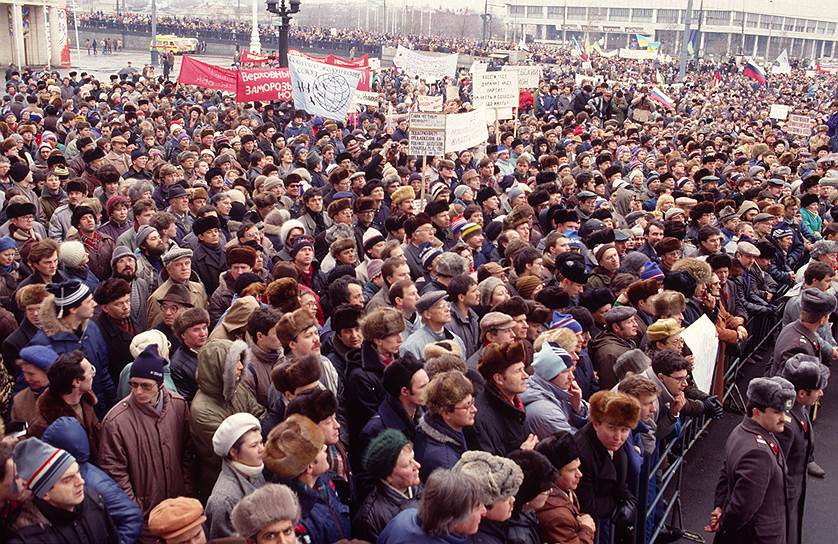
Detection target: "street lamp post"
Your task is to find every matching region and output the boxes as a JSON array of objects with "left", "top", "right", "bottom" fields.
[
  {"left": 150, "top": 0, "right": 158, "bottom": 66},
  {"left": 266, "top": 0, "right": 301, "bottom": 67}
]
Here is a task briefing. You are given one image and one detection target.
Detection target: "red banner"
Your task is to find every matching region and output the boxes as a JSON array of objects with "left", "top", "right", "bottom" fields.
[
  {"left": 240, "top": 50, "right": 270, "bottom": 64},
  {"left": 235, "top": 67, "right": 293, "bottom": 103},
  {"left": 177, "top": 55, "right": 237, "bottom": 93}
]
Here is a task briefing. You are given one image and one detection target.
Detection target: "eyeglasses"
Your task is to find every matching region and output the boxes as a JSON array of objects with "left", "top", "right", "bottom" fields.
[
  {"left": 453, "top": 400, "right": 476, "bottom": 412},
  {"left": 666, "top": 374, "right": 689, "bottom": 384},
  {"left": 128, "top": 381, "right": 158, "bottom": 392}
]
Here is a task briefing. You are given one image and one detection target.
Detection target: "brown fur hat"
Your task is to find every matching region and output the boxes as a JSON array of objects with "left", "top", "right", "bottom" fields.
[
  {"left": 626, "top": 279, "right": 660, "bottom": 306},
  {"left": 275, "top": 309, "right": 318, "bottom": 347},
  {"left": 360, "top": 307, "right": 405, "bottom": 341},
  {"left": 504, "top": 204, "right": 534, "bottom": 229},
  {"left": 589, "top": 390, "right": 641, "bottom": 428},
  {"left": 329, "top": 237, "right": 355, "bottom": 257},
  {"left": 266, "top": 278, "right": 300, "bottom": 312},
  {"left": 16, "top": 284, "right": 49, "bottom": 308},
  {"left": 477, "top": 341, "right": 527, "bottom": 382},
  {"left": 173, "top": 308, "right": 210, "bottom": 337},
  {"left": 264, "top": 414, "right": 325, "bottom": 479},
  {"left": 671, "top": 257, "right": 713, "bottom": 285},
  {"left": 270, "top": 354, "right": 322, "bottom": 394},
  {"left": 425, "top": 370, "right": 474, "bottom": 415}
]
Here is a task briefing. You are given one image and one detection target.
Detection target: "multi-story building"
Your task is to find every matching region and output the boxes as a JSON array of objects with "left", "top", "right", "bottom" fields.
[
  {"left": 503, "top": 0, "right": 838, "bottom": 60},
  {"left": 1, "top": 0, "right": 70, "bottom": 67}
]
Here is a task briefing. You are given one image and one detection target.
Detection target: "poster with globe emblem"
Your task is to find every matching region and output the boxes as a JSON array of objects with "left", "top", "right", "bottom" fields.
[{"left": 288, "top": 55, "right": 363, "bottom": 121}]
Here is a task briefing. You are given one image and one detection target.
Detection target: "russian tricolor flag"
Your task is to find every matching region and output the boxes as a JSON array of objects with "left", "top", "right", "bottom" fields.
[
  {"left": 743, "top": 60, "right": 766, "bottom": 85},
  {"left": 649, "top": 86, "right": 675, "bottom": 110}
]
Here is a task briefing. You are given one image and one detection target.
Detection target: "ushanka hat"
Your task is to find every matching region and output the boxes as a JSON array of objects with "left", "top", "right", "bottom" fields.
[
  {"left": 747, "top": 376, "right": 796, "bottom": 411},
  {"left": 264, "top": 414, "right": 325, "bottom": 479},
  {"left": 454, "top": 450, "right": 523, "bottom": 504},
  {"left": 589, "top": 390, "right": 640, "bottom": 428},
  {"left": 231, "top": 484, "right": 300, "bottom": 539}
]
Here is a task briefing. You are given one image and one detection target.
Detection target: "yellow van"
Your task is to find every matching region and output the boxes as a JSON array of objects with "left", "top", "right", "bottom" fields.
[{"left": 150, "top": 35, "right": 190, "bottom": 54}]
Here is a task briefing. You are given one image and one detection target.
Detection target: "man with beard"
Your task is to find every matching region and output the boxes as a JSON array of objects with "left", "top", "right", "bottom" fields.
[
  {"left": 67, "top": 205, "right": 115, "bottom": 281},
  {"left": 192, "top": 215, "right": 225, "bottom": 296},
  {"left": 133, "top": 224, "right": 166, "bottom": 288},
  {"left": 110, "top": 245, "right": 150, "bottom": 330},
  {"left": 48, "top": 179, "right": 87, "bottom": 241},
  {"left": 80, "top": 146, "right": 106, "bottom": 196}
]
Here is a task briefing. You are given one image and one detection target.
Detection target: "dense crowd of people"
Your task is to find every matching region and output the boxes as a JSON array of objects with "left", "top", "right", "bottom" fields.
[{"left": 0, "top": 26, "right": 837, "bottom": 544}]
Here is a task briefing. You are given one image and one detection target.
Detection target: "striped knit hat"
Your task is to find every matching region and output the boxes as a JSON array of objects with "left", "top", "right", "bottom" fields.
[
  {"left": 549, "top": 312, "right": 583, "bottom": 332},
  {"left": 46, "top": 280, "right": 90, "bottom": 318},
  {"left": 639, "top": 261, "right": 665, "bottom": 282},
  {"left": 460, "top": 222, "right": 483, "bottom": 240},
  {"left": 13, "top": 438, "right": 76, "bottom": 498},
  {"left": 450, "top": 214, "right": 467, "bottom": 234}
]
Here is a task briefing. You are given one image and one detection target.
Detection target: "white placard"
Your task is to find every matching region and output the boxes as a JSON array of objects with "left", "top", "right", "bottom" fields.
[
  {"left": 502, "top": 65, "right": 542, "bottom": 88},
  {"left": 368, "top": 58, "right": 381, "bottom": 71},
  {"left": 445, "top": 108, "right": 489, "bottom": 153},
  {"left": 473, "top": 70, "right": 519, "bottom": 110},
  {"left": 393, "top": 45, "right": 458, "bottom": 81},
  {"left": 417, "top": 94, "right": 444, "bottom": 112},
  {"left": 288, "top": 55, "right": 361, "bottom": 120},
  {"left": 408, "top": 129, "right": 446, "bottom": 156},
  {"left": 409, "top": 112, "right": 446, "bottom": 130},
  {"left": 352, "top": 90, "right": 380, "bottom": 107},
  {"left": 445, "top": 85, "right": 460, "bottom": 99},
  {"left": 470, "top": 61, "right": 488, "bottom": 75},
  {"left": 769, "top": 104, "right": 790, "bottom": 120},
  {"left": 786, "top": 114, "right": 813, "bottom": 136},
  {"left": 680, "top": 314, "right": 718, "bottom": 394},
  {"left": 485, "top": 108, "right": 514, "bottom": 123},
  {"left": 618, "top": 48, "right": 657, "bottom": 60}
]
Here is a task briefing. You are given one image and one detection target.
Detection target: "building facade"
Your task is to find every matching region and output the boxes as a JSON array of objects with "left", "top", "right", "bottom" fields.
[
  {"left": 504, "top": 0, "right": 838, "bottom": 60},
  {"left": 1, "top": 0, "right": 70, "bottom": 68}
]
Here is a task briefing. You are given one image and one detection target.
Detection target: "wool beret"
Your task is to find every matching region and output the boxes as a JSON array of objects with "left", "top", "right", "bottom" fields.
[
  {"left": 213, "top": 412, "right": 261, "bottom": 457},
  {"left": 18, "top": 345, "right": 59, "bottom": 372},
  {"left": 604, "top": 305, "right": 637, "bottom": 325},
  {"left": 747, "top": 376, "right": 796, "bottom": 412}
]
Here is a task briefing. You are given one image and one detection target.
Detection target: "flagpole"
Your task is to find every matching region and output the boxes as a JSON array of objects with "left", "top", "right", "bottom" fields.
[{"left": 677, "top": 0, "right": 694, "bottom": 82}]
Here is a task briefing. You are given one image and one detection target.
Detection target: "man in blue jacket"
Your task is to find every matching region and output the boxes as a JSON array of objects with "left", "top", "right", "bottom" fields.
[{"left": 29, "top": 280, "right": 116, "bottom": 417}]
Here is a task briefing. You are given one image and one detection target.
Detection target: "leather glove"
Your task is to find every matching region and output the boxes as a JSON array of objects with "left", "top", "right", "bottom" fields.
[
  {"left": 612, "top": 494, "right": 637, "bottom": 529},
  {"left": 703, "top": 396, "right": 724, "bottom": 419}
]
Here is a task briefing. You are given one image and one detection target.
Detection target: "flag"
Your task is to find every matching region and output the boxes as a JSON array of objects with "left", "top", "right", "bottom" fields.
[
  {"left": 743, "top": 59, "right": 766, "bottom": 85},
  {"left": 583, "top": 37, "right": 592, "bottom": 56},
  {"left": 636, "top": 34, "right": 654, "bottom": 48},
  {"left": 592, "top": 37, "right": 606, "bottom": 55},
  {"left": 713, "top": 69, "right": 722, "bottom": 87},
  {"left": 646, "top": 41, "right": 661, "bottom": 52},
  {"left": 686, "top": 29, "right": 698, "bottom": 56},
  {"left": 776, "top": 49, "right": 789, "bottom": 68},
  {"left": 649, "top": 86, "right": 675, "bottom": 110},
  {"left": 572, "top": 37, "right": 588, "bottom": 61}
]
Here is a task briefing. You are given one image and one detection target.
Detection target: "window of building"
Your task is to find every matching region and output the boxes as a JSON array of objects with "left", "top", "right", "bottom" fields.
[
  {"left": 610, "top": 8, "right": 629, "bottom": 21},
  {"left": 547, "top": 6, "right": 563, "bottom": 18},
  {"left": 509, "top": 5, "right": 525, "bottom": 16},
  {"left": 731, "top": 11, "right": 744, "bottom": 26},
  {"left": 588, "top": 7, "right": 606, "bottom": 18},
  {"left": 632, "top": 8, "right": 653, "bottom": 21},
  {"left": 795, "top": 19, "right": 806, "bottom": 32},
  {"left": 526, "top": 6, "right": 543, "bottom": 17},
  {"left": 746, "top": 13, "right": 759, "bottom": 28},
  {"left": 759, "top": 15, "right": 771, "bottom": 29},
  {"left": 705, "top": 10, "right": 730, "bottom": 26},
  {"left": 567, "top": 6, "right": 585, "bottom": 19},
  {"left": 658, "top": 9, "right": 680, "bottom": 24}
]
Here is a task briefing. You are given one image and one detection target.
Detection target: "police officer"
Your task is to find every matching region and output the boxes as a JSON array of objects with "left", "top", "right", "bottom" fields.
[
  {"left": 707, "top": 376, "right": 795, "bottom": 543},
  {"left": 777, "top": 354, "right": 830, "bottom": 544},
  {"left": 771, "top": 288, "right": 836, "bottom": 375}
]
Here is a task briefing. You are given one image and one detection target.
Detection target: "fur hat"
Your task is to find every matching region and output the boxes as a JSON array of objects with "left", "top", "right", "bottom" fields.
[
  {"left": 781, "top": 354, "right": 830, "bottom": 391},
  {"left": 435, "top": 252, "right": 469, "bottom": 278},
  {"left": 271, "top": 354, "right": 322, "bottom": 394},
  {"left": 454, "top": 450, "right": 524, "bottom": 504},
  {"left": 332, "top": 304, "right": 364, "bottom": 332},
  {"left": 504, "top": 205, "right": 532, "bottom": 229},
  {"left": 364, "top": 429, "right": 410, "bottom": 482},
  {"left": 671, "top": 257, "right": 713, "bottom": 284},
  {"left": 285, "top": 388, "right": 337, "bottom": 423},
  {"left": 382, "top": 353, "right": 425, "bottom": 397},
  {"left": 192, "top": 215, "right": 220, "bottom": 236},
  {"left": 390, "top": 186, "right": 415, "bottom": 207},
  {"left": 327, "top": 198, "right": 352, "bottom": 219},
  {"left": 579, "top": 287, "right": 614, "bottom": 314},
  {"left": 747, "top": 376, "right": 796, "bottom": 412},
  {"left": 626, "top": 279, "right": 660, "bottom": 306},
  {"left": 279, "top": 219, "right": 306, "bottom": 243},
  {"left": 654, "top": 237, "right": 682, "bottom": 255},
  {"left": 329, "top": 237, "right": 355, "bottom": 257},
  {"left": 477, "top": 341, "right": 527, "bottom": 382},
  {"left": 227, "top": 246, "right": 257, "bottom": 268},
  {"left": 360, "top": 307, "right": 405, "bottom": 340},
  {"left": 93, "top": 278, "right": 132, "bottom": 305},
  {"left": 535, "top": 430, "right": 579, "bottom": 470},
  {"left": 6, "top": 200, "right": 36, "bottom": 219},
  {"left": 173, "top": 308, "right": 210, "bottom": 337},
  {"left": 425, "top": 370, "right": 474, "bottom": 415},
  {"left": 425, "top": 199, "right": 449, "bottom": 218},
  {"left": 508, "top": 450, "right": 556, "bottom": 506},
  {"left": 589, "top": 390, "right": 641, "bottom": 428},
  {"left": 70, "top": 205, "right": 95, "bottom": 228},
  {"left": 800, "top": 287, "right": 837, "bottom": 315},
  {"left": 404, "top": 213, "right": 432, "bottom": 238},
  {"left": 231, "top": 484, "right": 300, "bottom": 539},
  {"left": 264, "top": 414, "right": 325, "bottom": 479},
  {"left": 275, "top": 309, "right": 318, "bottom": 347}
]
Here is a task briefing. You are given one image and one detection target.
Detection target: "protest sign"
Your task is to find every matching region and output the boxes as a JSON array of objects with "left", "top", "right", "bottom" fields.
[
  {"left": 417, "top": 94, "right": 444, "bottom": 112},
  {"left": 409, "top": 112, "right": 446, "bottom": 130},
  {"left": 469, "top": 61, "right": 488, "bottom": 75},
  {"left": 369, "top": 58, "right": 381, "bottom": 71},
  {"left": 785, "top": 114, "right": 813, "bottom": 136},
  {"left": 618, "top": 48, "right": 657, "bottom": 60},
  {"left": 769, "top": 104, "right": 790, "bottom": 120},
  {"left": 484, "top": 108, "right": 514, "bottom": 122},
  {"left": 393, "top": 45, "right": 458, "bottom": 81},
  {"left": 288, "top": 55, "right": 361, "bottom": 120},
  {"left": 178, "top": 55, "right": 237, "bottom": 93},
  {"left": 472, "top": 70, "right": 519, "bottom": 110},
  {"left": 680, "top": 314, "right": 719, "bottom": 393},
  {"left": 408, "top": 127, "right": 446, "bottom": 156},
  {"left": 445, "top": 85, "right": 460, "bottom": 99},
  {"left": 352, "top": 90, "right": 380, "bottom": 107},
  {"left": 445, "top": 108, "right": 489, "bottom": 152},
  {"left": 235, "top": 67, "right": 292, "bottom": 103},
  {"left": 502, "top": 65, "right": 541, "bottom": 88},
  {"left": 289, "top": 50, "right": 371, "bottom": 90},
  {"left": 240, "top": 50, "right": 270, "bottom": 64}
]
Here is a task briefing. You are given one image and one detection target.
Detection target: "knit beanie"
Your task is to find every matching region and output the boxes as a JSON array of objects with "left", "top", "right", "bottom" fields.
[
  {"left": 0, "top": 236, "right": 16, "bottom": 253},
  {"left": 13, "top": 437, "right": 76, "bottom": 499},
  {"left": 231, "top": 484, "right": 300, "bottom": 539},
  {"left": 130, "top": 344, "right": 165, "bottom": 384},
  {"left": 532, "top": 342, "right": 573, "bottom": 381},
  {"left": 58, "top": 240, "right": 87, "bottom": 269},
  {"left": 453, "top": 450, "right": 524, "bottom": 504},
  {"left": 363, "top": 429, "right": 410, "bottom": 481},
  {"left": 9, "top": 161, "right": 30, "bottom": 183},
  {"left": 129, "top": 329, "right": 172, "bottom": 361},
  {"left": 515, "top": 275, "right": 541, "bottom": 300},
  {"left": 46, "top": 280, "right": 90, "bottom": 318},
  {"left": 19, "top": 345, "right": 60, "bottom": 372}
]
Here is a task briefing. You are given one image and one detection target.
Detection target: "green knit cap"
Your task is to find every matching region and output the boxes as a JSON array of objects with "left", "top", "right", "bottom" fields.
[{"left": 363, "top": 429, "right": 409, "bottom": 481}]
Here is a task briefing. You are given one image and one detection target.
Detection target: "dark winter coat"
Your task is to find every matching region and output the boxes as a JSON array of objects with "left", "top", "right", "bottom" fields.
[
  {"left": 378, "top": 508, "right": 469, "bottom": 544},
  {"left": 41, "top": 417, "right": 143, "bottom": 544},
  {"left": 9, "top": 491, "right": 119, "bottom": 544},
  {"left": 776, "top": 404, "right": 812, "bottom": 544},
  {"left": 193, "top": 241, "right": 226, "bottom": 296},
  {"left": 94, "top": 312, "right": 135, "bottom": 385},
  {"left": 472, "top": 384, "right": 528, "bottom": 456},
  {"left": 713, "top": 416, "right": 788, "bottom": 544},
  {"left": 28, "top": 389, "right": 102, "bottom": 464},
  {"left": 574, "top": 422, "right": 633, "bottom": 524},
  {"left": 414, "top": 414, "right": 468, "bottom": 482},
  {"left": 285, "top": 475, "right": 350, "bottom": 544},
  {"left": 589, "top": 331, "right": 636, "bottom": 390},
  {"left": 344, "top": 341, "right": 387, "bottom": 447},
  {"left": 352, "top": 481, "right": 421, "bottom": 542}
]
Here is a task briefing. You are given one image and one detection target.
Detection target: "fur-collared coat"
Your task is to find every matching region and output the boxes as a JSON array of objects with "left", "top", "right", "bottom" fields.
[{"left": 28, "top": 389, "right": 102, "bottom": 465}]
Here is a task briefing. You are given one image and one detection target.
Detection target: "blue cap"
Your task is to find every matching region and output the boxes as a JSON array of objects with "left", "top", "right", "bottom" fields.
[
  {"left": 19, "top": 345, "right": 60, "bottom": 372},
  {"left": 130, "top": 344, "right": 165, "bottom": 384},
  {"left": 0, "top": 236, "right": 15, "bottom": 253},
  {"left": 533, "top": 342, "right": 573, "bottom": 381}
]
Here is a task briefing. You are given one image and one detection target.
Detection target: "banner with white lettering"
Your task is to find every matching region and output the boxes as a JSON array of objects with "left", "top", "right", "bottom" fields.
[
  {"left": 445, "top": 108, "right": 489, "bottom": 153},
  {"left": 473, "top": 70, "right": 519, "bottom": 110},
  {"left": 288, "top": 55, "right": 362, "bottom": 120},
  {"left": 393, "top": 45, "right": 458, "bottom": 81},
  {"left": 235, "top": 67, "right": 292, "bottom": 103}
]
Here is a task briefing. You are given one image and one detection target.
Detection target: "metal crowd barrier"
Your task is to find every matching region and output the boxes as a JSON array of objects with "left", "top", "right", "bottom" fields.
[{"left": 632, "top": 292, "right": 788, "bottom": 544}]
